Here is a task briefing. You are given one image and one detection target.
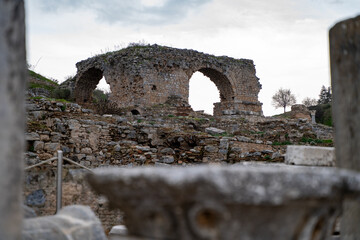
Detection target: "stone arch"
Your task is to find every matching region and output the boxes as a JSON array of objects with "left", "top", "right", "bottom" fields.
[
  {"left": 193, "top": 68, "right": 235, "bottom": 102},
  {"left": 74, "top": 67, "right": 104, "bottom": 104},
  {"left": 73, "top": 44, "right": 263, "bottom": 117}
]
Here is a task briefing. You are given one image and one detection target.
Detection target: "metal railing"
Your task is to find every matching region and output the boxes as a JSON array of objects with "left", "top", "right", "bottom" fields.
[{"left": 25, "top": 150, "right": 93, "bottom": 213}]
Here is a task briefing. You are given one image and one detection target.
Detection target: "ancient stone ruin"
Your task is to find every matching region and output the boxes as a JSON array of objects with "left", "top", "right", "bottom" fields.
[
  {"left": 2, "top": 0, "right": 360, "bottom": 239},
  {"left": 74, "top": 45, "right": 263, "bottom": 117}
]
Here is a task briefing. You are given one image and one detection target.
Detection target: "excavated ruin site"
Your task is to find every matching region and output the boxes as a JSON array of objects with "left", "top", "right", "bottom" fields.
[
  {"left": 24, "top": 44, "right": 335, "bottom": 235},
  {"left": 2, "top": 2, "right": 360, "bottom": 239}
]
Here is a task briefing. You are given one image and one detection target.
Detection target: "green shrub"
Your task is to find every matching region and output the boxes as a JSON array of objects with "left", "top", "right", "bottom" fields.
[
  {"left": 51, "top": 88, "right": 71, "bottom": 100},
  {"left": 309, "top": 103, "right": 333, "bottom": 126},
  {"left": 92, "top": 89, "right": 109, "bottom": 103}
]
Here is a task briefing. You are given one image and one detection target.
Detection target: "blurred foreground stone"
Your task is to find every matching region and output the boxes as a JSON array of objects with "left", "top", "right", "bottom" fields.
[
  {"left": 0, "top": 0, "right": 26, "bottom": 239},
  {"left": 22, "top": 205, "right": 107, "bottom": 240},
  {"left": 88, "top": 165, "right": 360, "bottom": 240},
  {"left": 330, "top": 14, "right": 360, "bottom": 239}
]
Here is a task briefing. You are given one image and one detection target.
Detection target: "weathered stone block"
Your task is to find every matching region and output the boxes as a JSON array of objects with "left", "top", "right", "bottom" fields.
[
  {"left": 114, "top": 144, "right": 121, "bottom": 152},
  {"left": 44, "top": 142, "right": 60, "bottom": 152},
  {"left": 236, "top": 136, "right": 251, "bottom": 142},
  {"left": 26, "top": 132, "right": 40, "bottom": 141},
  {"left": 160, "top": 148, "right": 175, "bottom": 155},
  {"left": 26, "top": 189, "right": 46, "bottom": 207},
  {"left": 22, "top": 205, "right": 106, "bottom": 240},
  {"left": 219, "top": 139, "right": 229, "bottom": 149},
  {"left": 33, "top": 141, "right": 44, "bottom": 151},
  {"left": 81, "top": 147, "right": 93, "bottom": 154},
  {"left": 31, "top": 111, "right": 46, "bottom": 120},
  {"left": 136, "top": 146, "right": 151, "bottom": 152},
  {"left": 285, "top": 145, "right": 335, "bottom": 166},
  {"left": 87, "top": 165, "right": 360, "bottom": 240},
  {"left": 160, "top": 156, "right": 175, "bottom": 164},
  {"left": 205, "top": 127, "right": 225, "bottom": 135},
  {"left": 204, "top": 145, "right": 218, "bottom": 153},
  {"left": 40, "top": 134, "right": 50, "bottom": 141}
]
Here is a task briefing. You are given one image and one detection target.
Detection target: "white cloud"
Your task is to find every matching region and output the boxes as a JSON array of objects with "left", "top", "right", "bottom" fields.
[{"left": 33, "top": 0, "right": 211, "bottom": 25}]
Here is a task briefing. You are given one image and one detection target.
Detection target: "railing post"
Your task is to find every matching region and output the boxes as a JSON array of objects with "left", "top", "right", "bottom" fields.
[{"left": 56, "top": 150, "right": 63, "bottom": 213}]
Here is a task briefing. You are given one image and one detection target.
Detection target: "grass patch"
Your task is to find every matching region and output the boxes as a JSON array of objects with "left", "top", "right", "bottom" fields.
[
  {"left": 27, "top": 121, "right": 48, "bottom": 131},
  {"left": 29, "top": 70, "right": 58, "bottom": 85},
  {"left": 193, "top": 118, "right": 208, "bottom": 124},
  {"left": 30, "top": 96, "right": 70, "bottom": 104},
  {"left": 29, "top": 82, "right": 56, "bottom": 91},
  {"left": 55, "top": 98, "right": 71, "bottom": 103},
  {"left": 272, "top": 141, "right": 292, "bottom": 146},
  {"left": 30, "top": 96, "right": 44, "bottom": 100},
  {"left": 272, "top": 112, "right": 292, "bottom": 119},
  {"left": 210, "top": 132, "right": 234, "bottom": 137}
]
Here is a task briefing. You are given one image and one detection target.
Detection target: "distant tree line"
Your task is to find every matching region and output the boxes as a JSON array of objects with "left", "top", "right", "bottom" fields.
[
  {"left": 308, "top": 85, "right": 332, "bottom": 126},
  {"left": 272, "top": 85, "right": 333, "bottom": 126}
]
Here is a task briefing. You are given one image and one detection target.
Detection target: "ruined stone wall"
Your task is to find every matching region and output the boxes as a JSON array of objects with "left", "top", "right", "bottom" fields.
[
  {"left": 24, "top": 98, "right": 333, "bottom": 232},
  {"left": 74, "top": 45, "right": 263, "bottom": 116}
]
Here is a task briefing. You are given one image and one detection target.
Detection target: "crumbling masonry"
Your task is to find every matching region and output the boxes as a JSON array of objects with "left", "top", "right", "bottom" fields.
[{"left": 74, "top": 45, "right": 263, "bottom": 116}]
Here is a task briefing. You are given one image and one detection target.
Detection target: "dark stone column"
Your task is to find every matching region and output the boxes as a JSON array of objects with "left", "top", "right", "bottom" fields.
[{"left": 330, "top": 15, "right": 360, "bottom": 239}]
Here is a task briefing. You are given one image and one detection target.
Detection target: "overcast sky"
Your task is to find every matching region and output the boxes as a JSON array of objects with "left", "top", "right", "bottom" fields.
[{"left": 25, "top": 0, "right": 359, "bottom": 116}]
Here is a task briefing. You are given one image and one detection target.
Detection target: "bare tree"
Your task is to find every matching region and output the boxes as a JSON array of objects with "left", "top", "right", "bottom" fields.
[
  {"left": 302, "top": 97, "right": 317, "bottom": 107},
  {"left": 272, "top": 88, "right": 296, "bottom": 113}
]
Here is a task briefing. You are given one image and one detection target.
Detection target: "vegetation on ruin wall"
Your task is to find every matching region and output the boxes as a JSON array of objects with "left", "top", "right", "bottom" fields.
[
  {"left": 28, "top": 69, "right": 74, "bottom": 102},
  {"left": 29, "top": 70, "right": 58, "bottom": 86},
  {"left": 93, "top": 42, "right": 250, "bottom": 65},
  {"left": 309, "top": 103, "right": 333, "bottom": 127},
  {"left": 272, "top": 138, "right": 332, "bottom": 146},
  {"left": 29, "top": 82, "right": 56, "bottom": 91}
]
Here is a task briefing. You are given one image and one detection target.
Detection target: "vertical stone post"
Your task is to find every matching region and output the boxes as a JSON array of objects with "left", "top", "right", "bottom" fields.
[
  {"left": 310, "top": 110, "right": 316, "bottom": 124},
  {"left": 330, "top": 15, "right": 360, "bottom": 239},
  {"left": 0, "top": 0, "right": 26, "bottom": 239}
]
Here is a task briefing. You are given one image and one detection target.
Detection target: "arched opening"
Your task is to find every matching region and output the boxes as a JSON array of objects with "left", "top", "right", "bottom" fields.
[
  {"left": 74, "top": 67, "right": 104, "bottom": 104},
  {"left": 189, "top": 72, "right": 220, "bottom": 115},
  {"left": 93, "top": 77, "right": 111, "bottom": 103},
  {"left": 189, "top": 68, "right": 234, "bottom": 115},
  {"left": 198, "top": 68, "right": 234, "bottom": 102}
]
